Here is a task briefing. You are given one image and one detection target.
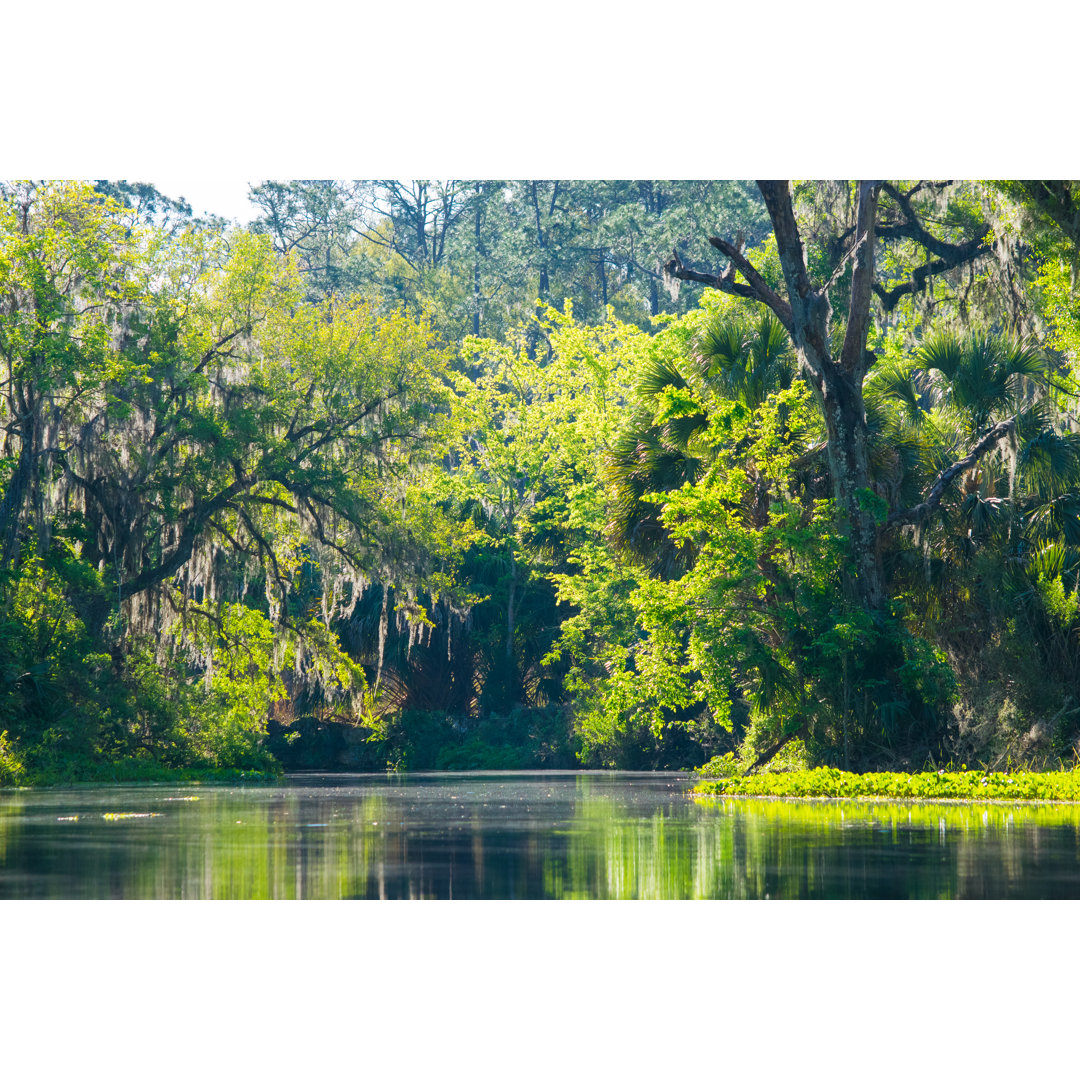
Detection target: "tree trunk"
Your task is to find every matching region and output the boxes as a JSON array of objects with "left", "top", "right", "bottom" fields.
[
  {"left": 816, "top": 364, "right": 883, "bottom": 610},
  {"left": 527, "top": 182, "right": 552, "bottom": 360},
  {"left": 506, "top": 547, "right": 516, "bottom": 664},
  {"left": 648, "top": 182, "right": 662, "bottom": 318},
  {"left": 664, "top": 179, "right": 1003, "bottom": 616},
  {"left": 473, "top": 183, "right": 482, "bottom": 337},
  {"left": 0, "top": 389, "right": 41, "bottom": 572},
  {"left": 757, "top": 179, "right": 885, "bottom": 612},
  {"left": 0, "top": 423, "right": 33, "bottom": 570}
]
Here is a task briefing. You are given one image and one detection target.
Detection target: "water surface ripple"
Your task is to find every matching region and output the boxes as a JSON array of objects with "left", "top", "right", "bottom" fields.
[{"left": 3, "top": 771, "right": 1080, "bottom": 899}]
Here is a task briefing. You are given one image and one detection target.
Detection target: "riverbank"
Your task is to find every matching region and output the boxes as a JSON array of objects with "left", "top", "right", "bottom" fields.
[
  {"left": 0, "top": 756, "right": 279, "bottom": 789},
  {"left": 693, "top": 766, "right": 1080, "bottom": 802}
]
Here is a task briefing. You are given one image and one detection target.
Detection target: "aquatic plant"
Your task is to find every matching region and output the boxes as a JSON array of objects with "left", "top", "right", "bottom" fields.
[{"left": 694, "top": 766, "right": 1080, "bottom": 802}]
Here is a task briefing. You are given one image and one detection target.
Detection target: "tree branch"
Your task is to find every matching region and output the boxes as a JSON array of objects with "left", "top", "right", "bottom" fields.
[
  {"left": 839, "top": 181, "right": 882, "bottom": 374},
  {"left": 873, "top": 246, "right": 988, "bottom": 313},
  {"left": 874, "top": 182, "right": 991, "bottom": 311},
  {"left": 887, "top": 418, "right": 1016, "bottom": 528},
  {"left": 663, "top": 249, "right": 766, "bottom": 304},
  {"left": 707, "top": 236, "right": 795, "bottom": 333},
  {"left": 118, "top": 476, "right": 254, "bottom": 600},
  {"left": 756, "top": 180, "right": 833, "bottom": 373},
  {"left": 747, "top": 720, "right": 809, "bottom": 774},
  {"left": 757, "top": 181, "right": 815, "bottom": 305}
]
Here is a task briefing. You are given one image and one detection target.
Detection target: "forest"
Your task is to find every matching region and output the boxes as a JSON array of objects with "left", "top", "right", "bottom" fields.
[{"left": 3, "top": 177, "right": 1080, "bottom": 785}]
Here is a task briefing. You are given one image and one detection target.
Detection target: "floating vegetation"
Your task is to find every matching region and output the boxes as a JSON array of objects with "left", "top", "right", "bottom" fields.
[{"left": 693, "top": 767, "right": 1080, "bottom": 802}]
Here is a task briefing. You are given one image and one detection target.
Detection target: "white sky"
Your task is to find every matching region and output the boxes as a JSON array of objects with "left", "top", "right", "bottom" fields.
[{"left": 148, "top": 179, "right": 259, "bottom": 224}]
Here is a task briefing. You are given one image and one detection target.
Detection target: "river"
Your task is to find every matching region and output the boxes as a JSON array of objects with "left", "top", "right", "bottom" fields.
[{"left": 3, "top": 770, "right": 1080, "bottom": 898}]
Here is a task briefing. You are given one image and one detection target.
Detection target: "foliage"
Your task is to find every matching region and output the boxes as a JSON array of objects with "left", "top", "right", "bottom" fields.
[
  {"left": 550, "top": 304, "right": 957, "bottom": 768},
  {"left": 0, "top": 729, "right": 24, "bottom": 784},
  {"left": 0, "top": 182, "right": 458, "bottom": 783},
  {"left": 437, "top": 305, "right": 641, "bottom": 718},
  {"left": 8, "top": 178, "right": 1080, "bottom": 783},
  {"left": 695, "top": 766, "right": 1080, "bottom": 801}
]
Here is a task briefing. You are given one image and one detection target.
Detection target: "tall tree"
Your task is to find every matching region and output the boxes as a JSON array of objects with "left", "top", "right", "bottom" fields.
[
  {"left": 248, "top": 180, "right": 366, "bottom": 300},
  {"left": 665, "top": 180, "right": 1008, "bottom": 611},
  {"left": 0, "top": 183, "right": 454, "bottom": 620},
  {"left": 0, "top": 182, "right": 142, "bottom": 573}
]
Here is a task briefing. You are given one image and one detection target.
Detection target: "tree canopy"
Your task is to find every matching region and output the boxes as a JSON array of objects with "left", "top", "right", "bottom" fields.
[{"left": 4, "top": 177, "right": 1080, "bottom": 785}]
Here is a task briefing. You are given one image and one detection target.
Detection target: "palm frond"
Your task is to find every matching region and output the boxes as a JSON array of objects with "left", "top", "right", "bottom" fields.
[
  {"left": 636, "top": 356, "right": 687, "bottom": 401},
  {"left": 917, "top": 333, "right": 965, "bottom": 381},
  {"left": 865, "top": 357, "right": 925, "bottom": 423}
]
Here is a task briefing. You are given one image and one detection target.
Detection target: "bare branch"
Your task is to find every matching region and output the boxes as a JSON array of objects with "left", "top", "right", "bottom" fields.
[
  {"left": 707, "top": 236, "right": 795, "bottom": 333},
  {"left": 663, "top": 247, "right": 795, "bottom": 335},
  {"left": 757, "top": 181, "right": 815, "bottom": 305},
  {"left": 887, "top": 418, "right": 1016, "bottom": 528},
  {"left": 663, "top": 249, "right": 760, "bottom": 303},
  {"left": 839, "top": 181, "right": 882, "bottom": 374}
]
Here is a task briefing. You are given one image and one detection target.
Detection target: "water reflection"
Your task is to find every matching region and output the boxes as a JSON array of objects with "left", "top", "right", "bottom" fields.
[{"left": 2, "top": 773, "right": 1080, "bottom": 898}]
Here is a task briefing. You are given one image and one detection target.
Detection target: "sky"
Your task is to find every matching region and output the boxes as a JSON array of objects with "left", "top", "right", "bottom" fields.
[{"left": 149, "top": 179, "right": 259, "bottom": 224}]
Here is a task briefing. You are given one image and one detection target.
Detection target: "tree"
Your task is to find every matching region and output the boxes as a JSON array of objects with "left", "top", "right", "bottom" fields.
[
  {"left": 248, "top": 180, "right": 367, "bottom": 300},
  {"left": 0, "top": 181, "right": 145, "bottom": 573},
  {"left": 445, "top": 307, "right": 640, "bottom": 712},
  {"left": 665, "top": 181, "right": 1012, "bottom": 613},
  {"left": 607, "top": 306, "right": 796, "bottom": 577},
  {"left": 1, "top": 184, "right": 455, "bottom": 672},
  {"left": 0, "top": 181, "right": 472, "bottom": 774},
  {"left": 81, "top": 236, "right": 451, "bottom": 613}
]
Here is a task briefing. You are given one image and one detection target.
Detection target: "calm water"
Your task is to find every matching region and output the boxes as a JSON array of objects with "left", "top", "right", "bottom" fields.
[{"left": 3, "top": 771, "right": 1080, "bottom": 899}]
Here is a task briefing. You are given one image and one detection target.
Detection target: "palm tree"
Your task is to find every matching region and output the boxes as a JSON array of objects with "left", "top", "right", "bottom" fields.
[
  {"left": 865, "top": 331, "right": 1080, "bottom": 748},
  {"left": 865, "top": 332, "right": 1060, "bottom": 566},
  {"left": 605, "top": 311, "right": 797, "bottom": 576},
  {"left": 691, "top": 310, "right": 794, "bottom": 408}
]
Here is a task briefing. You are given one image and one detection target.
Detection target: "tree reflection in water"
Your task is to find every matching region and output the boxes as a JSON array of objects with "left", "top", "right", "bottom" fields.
[{"left": 2, "top": 774, "right": 1080, "bottom": 898}]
